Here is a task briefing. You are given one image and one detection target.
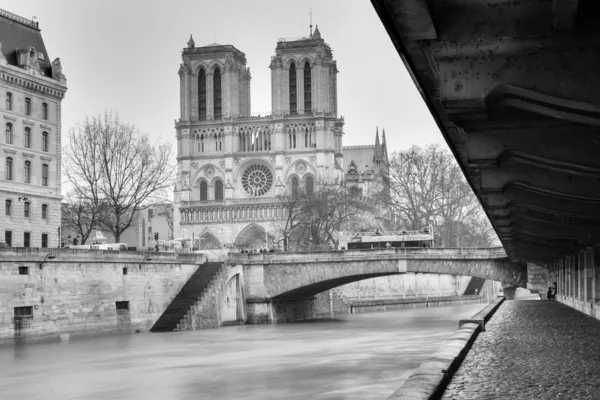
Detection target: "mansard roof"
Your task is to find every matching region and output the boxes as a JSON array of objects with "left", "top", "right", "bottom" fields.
[{"left": 0, "top": 9, "right": 53, "bottom": 76}]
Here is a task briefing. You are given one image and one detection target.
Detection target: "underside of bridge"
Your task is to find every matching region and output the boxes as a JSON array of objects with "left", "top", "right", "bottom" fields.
[{"left": 372, "top": 0, "right": 600, "bottom": 265}]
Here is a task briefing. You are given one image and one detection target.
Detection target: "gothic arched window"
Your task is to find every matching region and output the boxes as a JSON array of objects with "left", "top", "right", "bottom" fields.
[
  {"left": 306, "top": 175, "right": 314, "bottom": 195},
  {"left": 304, "top": 61, "right": 311, "bottom": 112},
  {"left": 200, "top": 181, "right": 208, "bottom": 201},
  {"left": 213, "top": 68, "right": 222, "bottom": 119},
  {"left": 215, "top": 180, "right": 224, "bottom": 201},
  {"left": 198, "top": 69, "right": 207, "bottom": 121},
  {"left": 289, "top": 63, "right": 297, "bottom": 115},
  {"left": 291, "top": 176, "right": 299, "bottom": 197}
]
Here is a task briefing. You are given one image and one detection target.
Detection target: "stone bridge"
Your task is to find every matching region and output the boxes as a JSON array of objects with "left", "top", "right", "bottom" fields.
[{"left": 228, "top": 247, "right": 525, "bottom": 323}]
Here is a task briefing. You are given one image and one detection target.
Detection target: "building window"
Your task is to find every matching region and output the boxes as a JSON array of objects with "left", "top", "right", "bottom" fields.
[
  {"left": 24, "top": 127, "right": 31, "bottom": 147},
  {"left": 198, "top": 69, "right": 206, "bottom": 121},
  {"left": 289, "top": 63, "right": 297, "bottom": 115},
  {"left": 148, "top": 209, "right": 153, "bottom": 219},
  {"left": 215, "top": 180, "right": 223, "bottom": 201},
  {"left": 41, "top": 233, "right": 48, "bottom": 248},
  {"left": 6, "top": 92, "right": 12, "bottom": 110},
  {"left": 213, "top": 68, "right": 222, "bottom": 119},
  {"left": 292, "top": 176, "right": 299, "bottom": 197},
  {"left": 42, "top": 131, "right": 48, "bottom": 151},
  {"left": 5, "top": 123, "right": 12, "bottom": 144},
  {"left": 14, "top": 306, "right": 32, "bottom": 318},
  {"left": 306, "top": 175, "right": 314, "bottom": 195},
  {"left": 304, "top": 61, "right": 312, "bottom": 112},
  {"left": 18, "top": 266, "right": 29, "bottom": 275},
  {"left": 42, "top": 204, "right": 48, "bottom": 219},
  {"left": 5, "top": 157, "right": 13, "bottom": 180},
  {"left": 123, "top": 267, "right": 128, "bottom": 275},
  {"left": 5, "top": 231, "right": 12, "bottom": 246},
  {"left": 25, "top": 97, "right": 31, "bottom": 115},
  {"left": 42, "top": 103, "right": 48, "bottom": 120},
  {"left": 23, "top": 232, "right": 30, "bottom": 247},
  {"left": 24, "top": 160, "right": 31, "bottom": 183},
  {"left": 24, "top": 202, "right": 30, "bottom": 218},
  {"left": 42, "top": 164, "right": 48, "bottom": 186},
  {"left": 116, "top": 301, "right": 129, "bottom": 311},
  {"left": 200, "top": 181, "right": 208, "bottom": 201},
  {"left": 5, "top": 199, "right": 12, "bottom": 216}
]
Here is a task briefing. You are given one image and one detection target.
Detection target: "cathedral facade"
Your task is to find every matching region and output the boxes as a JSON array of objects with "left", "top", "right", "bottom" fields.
[{"left": 173, "top": 28, "right": 388, "bottom": 249}]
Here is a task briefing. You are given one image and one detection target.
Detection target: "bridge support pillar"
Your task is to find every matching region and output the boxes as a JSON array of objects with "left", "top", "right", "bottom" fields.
[
  {"left": 246, "top": 297, "right": 317, "bottom": 324},
  {"left": 246, "top": 298, "right": 274, "bottom": 324}
]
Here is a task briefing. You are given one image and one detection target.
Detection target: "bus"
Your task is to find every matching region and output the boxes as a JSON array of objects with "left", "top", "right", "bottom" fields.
[{"left": 344, "top": 227, "right": 434, "bottom": 250}]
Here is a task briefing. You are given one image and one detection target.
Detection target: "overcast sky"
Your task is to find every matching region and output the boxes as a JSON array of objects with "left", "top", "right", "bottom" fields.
[{"left": 3, "top": 0, "right": 444, "bottom": 154}]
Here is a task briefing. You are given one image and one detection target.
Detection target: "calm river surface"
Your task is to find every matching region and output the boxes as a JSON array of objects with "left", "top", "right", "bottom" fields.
[{"left": 0, "top": 303, "right": 486, "bottom": 400}]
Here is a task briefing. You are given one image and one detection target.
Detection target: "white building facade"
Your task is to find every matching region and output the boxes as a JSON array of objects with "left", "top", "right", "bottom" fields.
[{"left": 0, "top": 9, "right": 67, "bottom": 248}]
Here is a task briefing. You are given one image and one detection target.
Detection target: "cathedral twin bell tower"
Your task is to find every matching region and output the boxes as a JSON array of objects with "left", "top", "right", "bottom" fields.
[
  {"left": 269, "top": 26, "right": 338, "bottom": 116},
  {"left": 174, "top": 27, "right": 345, "bottom": 249}
]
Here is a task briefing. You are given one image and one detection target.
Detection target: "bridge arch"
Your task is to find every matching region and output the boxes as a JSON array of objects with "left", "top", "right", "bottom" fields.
[{"left": 238, "top": 248, "right": 526, "bottom": 301}]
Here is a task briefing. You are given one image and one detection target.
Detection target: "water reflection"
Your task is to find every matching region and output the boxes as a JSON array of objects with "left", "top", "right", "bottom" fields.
[{"left": 0, "top": 303, "right": 486, "bottom": 400}]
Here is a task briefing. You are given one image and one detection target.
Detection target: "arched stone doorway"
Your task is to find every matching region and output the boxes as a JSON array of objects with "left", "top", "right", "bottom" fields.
[
  {"left": 235, "top": 224, "right": 273, "bottom": 250},
  {"left": 195, "top": 231, "right": 221, "bottom": 250}
]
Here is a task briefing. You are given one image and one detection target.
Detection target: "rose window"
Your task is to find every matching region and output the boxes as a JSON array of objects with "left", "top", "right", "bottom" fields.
[{"left": 241, "top": 164, "right": 273, "bottom": 197}]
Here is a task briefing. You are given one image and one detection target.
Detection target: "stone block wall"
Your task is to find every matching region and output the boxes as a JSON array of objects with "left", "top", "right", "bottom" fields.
[{"left": 0, "top": 249, "right": 203, "bottom": 343}]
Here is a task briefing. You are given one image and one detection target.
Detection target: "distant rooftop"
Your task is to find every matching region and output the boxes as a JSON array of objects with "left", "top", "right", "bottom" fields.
[
  {"left": 276, "top": 26, "right": 332, "bottom": 57},
  {"left": 183, "top": 41, "right": 247, "bottom": 65}
]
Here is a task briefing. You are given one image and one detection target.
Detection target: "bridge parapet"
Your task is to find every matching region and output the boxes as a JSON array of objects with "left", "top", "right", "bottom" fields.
[
  {"left": 228, "top": 247, "right": 510, "bottom": 266},
  {"left": 0, "top": 248, "right": 207, "bottom": 265}
]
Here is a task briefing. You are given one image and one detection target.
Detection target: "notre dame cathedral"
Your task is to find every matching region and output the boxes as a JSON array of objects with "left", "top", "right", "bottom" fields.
[{"left": 173, "top": 27, "right": 389, "bottom": 249}]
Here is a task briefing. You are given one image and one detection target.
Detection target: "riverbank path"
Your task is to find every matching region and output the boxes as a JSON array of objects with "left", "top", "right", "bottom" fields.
[{"left": 441, "top": 300, "right": 600, "bottom": 400}]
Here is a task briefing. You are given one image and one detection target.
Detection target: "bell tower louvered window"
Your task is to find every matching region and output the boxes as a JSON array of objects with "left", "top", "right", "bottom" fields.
[
  {"left": 289, "top": 63, "right": 297, "bottom": 115},
  {"left": 198, "top": 69, "right": 207, "bottom": 121},
  {"left": 213, "top": 68, "right": 222, "bottom": 119},
  {"left": 304, "top": 61, "right": 311, "bottom": 112}
]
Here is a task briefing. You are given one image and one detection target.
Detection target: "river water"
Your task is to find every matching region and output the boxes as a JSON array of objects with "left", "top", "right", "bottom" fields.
[{"left": 0, "top": 303, "right": 486, "bottom": 400}]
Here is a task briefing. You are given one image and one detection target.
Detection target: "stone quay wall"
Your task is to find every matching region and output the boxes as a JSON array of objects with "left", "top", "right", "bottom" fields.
[{"left": 0, "top": 248, "right": 205, "bottom": 344}]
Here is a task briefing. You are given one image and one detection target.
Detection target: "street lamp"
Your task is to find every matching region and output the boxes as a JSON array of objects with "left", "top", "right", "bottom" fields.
[
  {"left": 139, "top": 254, "right": 153, "bottom": 269},
  {"left": 39, "top": 252, "right": 55, "bottom": 269}
]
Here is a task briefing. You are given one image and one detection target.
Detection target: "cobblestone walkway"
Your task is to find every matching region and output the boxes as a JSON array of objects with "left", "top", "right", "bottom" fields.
[{"left": 441, "top": 300, "right": 600, "bottom": 400}]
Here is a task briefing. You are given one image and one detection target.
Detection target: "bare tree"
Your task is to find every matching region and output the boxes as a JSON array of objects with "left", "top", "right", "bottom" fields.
[
  {"left": 272, "top": 191, "right": 307, "bottom": 251},
  {"left": 61, "top": 192, "right": 102, "bottom": 245},
  {"left": 299, "top": 181, "right": 370, "bottom": 250},
  {"left": 64, "top": 112, "right": 175, "bottom": 242},
  {"left": 387, "top": 145, "right": 445, "bottom": 230},
  {"left": 387, "top": 144, "right": 499, "bottom": 247}
]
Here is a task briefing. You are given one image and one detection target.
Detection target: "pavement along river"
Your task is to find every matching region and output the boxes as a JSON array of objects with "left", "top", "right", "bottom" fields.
[{"left": 0, "top": 302, "right": 487, "bottom": 400}]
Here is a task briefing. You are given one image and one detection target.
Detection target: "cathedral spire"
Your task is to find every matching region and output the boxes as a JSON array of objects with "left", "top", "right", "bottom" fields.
[
  {"left": 375, "top": 126, "right": 380, "bottom": 148},
  {"left": 187, "top": 34, "right": 195, "bottom": 49}
]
